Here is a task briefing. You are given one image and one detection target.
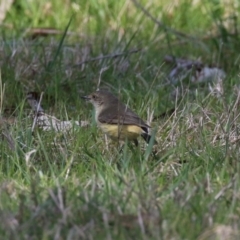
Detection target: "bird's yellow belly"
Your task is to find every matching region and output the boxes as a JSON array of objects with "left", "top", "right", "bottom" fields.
[{"left": 99, "top": 123, "right": 142, "bottom": 140}]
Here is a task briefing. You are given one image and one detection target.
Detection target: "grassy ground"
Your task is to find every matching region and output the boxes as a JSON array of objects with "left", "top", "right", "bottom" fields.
[{"left": 1, "top": 0, "right": 240, "bottom": 239}]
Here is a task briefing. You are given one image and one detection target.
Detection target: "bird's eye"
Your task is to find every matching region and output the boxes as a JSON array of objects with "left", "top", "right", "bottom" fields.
[{"left": 92, "top": 94, "right": 96, "bottom": 99}]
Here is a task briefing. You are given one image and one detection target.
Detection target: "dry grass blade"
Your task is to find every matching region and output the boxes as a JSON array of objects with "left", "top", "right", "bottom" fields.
[
  {"left": 30, "top": 92, "right": 44, "bottom": 132},
  {"left": 26, "top": 92, "right": 44, "bottom": 114},
  {"left": 0, "top": 0, "right": 14, "bottom": 23},
  {"left": 2, "top": 129, "right": 15, "bottom": 151}
]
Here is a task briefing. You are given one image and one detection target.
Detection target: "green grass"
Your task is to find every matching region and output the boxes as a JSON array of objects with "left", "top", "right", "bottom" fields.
[{"left": 1, "top": 0, "right": 240, "bottom": 239}]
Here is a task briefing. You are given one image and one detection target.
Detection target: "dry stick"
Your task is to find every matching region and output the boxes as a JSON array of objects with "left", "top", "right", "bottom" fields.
[
  {"left": 130, "top": 0, "right": 198, "bottom": 41},
  {"left": 31, "top": 92, "right": 44, "bottom": 133},
  {"left": 73, "top": 48, "right": 141, "bottom": 67}
]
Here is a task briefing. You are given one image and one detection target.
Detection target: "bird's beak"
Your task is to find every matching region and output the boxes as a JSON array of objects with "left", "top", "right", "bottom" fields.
[{"left": 81, "top": 95, "right": 91, "bottom": 101}]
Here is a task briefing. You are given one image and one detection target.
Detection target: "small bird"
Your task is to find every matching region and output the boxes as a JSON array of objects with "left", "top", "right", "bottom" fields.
[{"left": 82, "top": 89, "right": 155, "bottom": 146}]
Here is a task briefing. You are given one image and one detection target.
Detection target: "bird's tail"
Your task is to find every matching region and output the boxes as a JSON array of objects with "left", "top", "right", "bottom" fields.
[{"left": 141, "top": 133, "right": 157, "bottom": 144}]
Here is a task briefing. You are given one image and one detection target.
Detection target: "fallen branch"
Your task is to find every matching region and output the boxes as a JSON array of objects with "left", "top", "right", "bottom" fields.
[{"left": 26, "top": 92, "right": 89, "bottom": 132}]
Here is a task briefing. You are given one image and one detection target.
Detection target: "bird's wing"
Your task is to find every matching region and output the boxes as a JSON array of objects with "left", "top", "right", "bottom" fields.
[{"left": 98, "top": 105, "right": 150, "bottom": 133}]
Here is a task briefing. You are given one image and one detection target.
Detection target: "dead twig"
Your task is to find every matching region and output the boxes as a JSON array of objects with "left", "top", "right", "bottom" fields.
[
  {"left": 130, "top": 0, "right": 198, "bottom": 41},
  {"left": 73, "top": 48, "right": 141, "bottom": 67}
]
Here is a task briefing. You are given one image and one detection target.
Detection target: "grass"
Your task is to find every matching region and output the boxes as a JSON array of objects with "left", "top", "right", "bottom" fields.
[{"left": 1, "top": 0, "right": 240, "bottom": 239}]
